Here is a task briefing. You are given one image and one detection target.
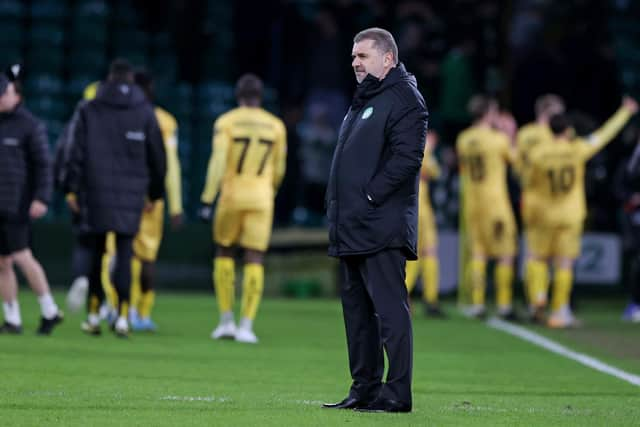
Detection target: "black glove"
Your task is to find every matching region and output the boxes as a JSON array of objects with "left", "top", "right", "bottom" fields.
[{"left": 197, "top": 203, "right": 214, "bottom": 223}]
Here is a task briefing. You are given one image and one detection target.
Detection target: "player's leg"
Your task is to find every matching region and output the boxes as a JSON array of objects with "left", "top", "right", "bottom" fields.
[
  {"left": 131, "top": 201, "right": 164, "bottom": 331},
  {"left": 525, "top": 225, "right": 552, "bottom": 322},
  {"left": 129, "top": 256, "right": 142, "bottom": 324},
  {"left": 100, "top": 232, "right": 118, "bottom": 321},
  {"left": 421, "top": 245, "right": 443, "bottom": 317},
  {"left": 79, "top": 233, "right": 107, "bottom": 335},
  {"left": 465, "top": 219, "right": 488, "bottom": 318},
  {"left": 547, "top": 223, "right": 581, "bottom": 328},
  {"left": 235, "top": 207, "right": 273, "bottom": 343},
  {"left": 211, "top": 203, "right": 241, "bottom": 339},
  {"left": 112, "top": 233, "right": 135, "bottom": 337},
  {"left": 547, "top": 257, "right": 578, "bottom": 328},
  {"left": 235, "top": 249, "right": 265, "bottom": 343},
  {"left": 0, "top": 254, "right": 22, "bottom": 333},
  {"left": 405, "top": 260, "right": 419, "bottom": 294},
  {"left": 13, "top": 248, "right": 63, "bottom": 334},
  {"left": 494, "top": 255, "right": 516, "bottom": 319}
]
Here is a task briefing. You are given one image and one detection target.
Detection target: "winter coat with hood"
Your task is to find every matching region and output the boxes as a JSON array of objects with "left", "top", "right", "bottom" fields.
[
  {"left": 326, "top": 63, "right": 429, "bottom": 259},
  {"left": 65, "top": 80, "right": 166, "bottom": 234},
  {"left": 0, "top": 104, "right": 52, "bottom": 219}
]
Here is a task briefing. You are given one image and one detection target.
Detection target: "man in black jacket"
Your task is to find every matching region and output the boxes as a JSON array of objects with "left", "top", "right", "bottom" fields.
[
  {"left": 323, "top": 28, "right": 428, "bottom": 413},
  {"left": 0, "top": 70, "right": 64, "bottom": 335},
  {"left": 64, "top": 59, "right": 166, "bottom": 337},
  {"left": 619, "top": 139, "right": 640, "bottom": 322}
]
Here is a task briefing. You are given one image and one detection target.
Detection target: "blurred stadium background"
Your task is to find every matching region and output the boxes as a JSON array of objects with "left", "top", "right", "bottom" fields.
[
  {"left": 3, "top": 1, "right": 640, "bottom": 425},
  {"left": 2, "top": 0, "right": 640, "bottom": 297}
]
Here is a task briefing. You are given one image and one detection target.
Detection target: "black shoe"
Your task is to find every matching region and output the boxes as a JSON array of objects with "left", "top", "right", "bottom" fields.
[
  {"left": 81, "top": 321, "right": 102, "bottom": 336},
  {"left": 322, "top": 396, "right": 365, "bottom": 409},
  {"left": 0, "top": 321, "right": 23, "bottom": 334},
  {"left": 424, "top": 303, "right": 447, "bottom": 318},
  {"left": 354, "top": 398, "right": 411, "bottom": 413},
  {"left": 37, "top": 311, "right": 64, "bottom": 335},
  {"left": 497, "top": 309, "right": 521, "bottom": 322}
]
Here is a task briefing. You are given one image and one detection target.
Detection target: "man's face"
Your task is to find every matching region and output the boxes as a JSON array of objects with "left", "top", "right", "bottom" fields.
[
  {"left": 0, "top": 83, "right": 20, "bottom": 113},
  {"left": 351, "top": 39, "right": 392, "bottom": 83}
]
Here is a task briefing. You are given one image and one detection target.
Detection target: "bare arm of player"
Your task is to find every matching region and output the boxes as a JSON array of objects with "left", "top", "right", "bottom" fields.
[
  {"left": 201, "top": 123, "right": 230, "bottom": 204},
  {"left": 582, "top": 97, "right": 638, "bottom": 159},
  {"left": 272, "top": 123, "right": 287, "bottom": 193}
]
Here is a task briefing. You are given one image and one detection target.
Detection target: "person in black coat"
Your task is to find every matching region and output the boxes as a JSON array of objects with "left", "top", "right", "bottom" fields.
[
  {"left": 0, "top": 69, "right": 64, "bottom": 335},
  {"left": 617, "top": 139, "right": 640, "bottom": 322},
  {"left": 323, "top": 28, "right": 428, "bottom": 413},
  {"left": 64, "top": 59, "right": 166, "bottom": 337}
]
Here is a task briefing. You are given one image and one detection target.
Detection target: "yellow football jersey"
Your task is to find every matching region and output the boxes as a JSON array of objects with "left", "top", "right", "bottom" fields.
[
  {"left": 528, "top": 107, "right": 632, "bottom": 225},
  {"left": 418, "top": 148, "right": 440, "bottom": 249},
  {"left": 201, "top": 106, "right": 287, "bottom": 210},
  {"left": 516, "top": 122, "right": 552, "bottom": 183},
  {"left": 456, "top": 125, "right": 515, "bottom": 213},
  {"left": 155, "top": 106, "right": 182, "bottom": 216}
]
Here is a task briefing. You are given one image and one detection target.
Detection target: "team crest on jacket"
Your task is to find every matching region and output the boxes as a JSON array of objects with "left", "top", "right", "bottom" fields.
[{"left": 362, "top": 106, "right": 373, "bottom": 119}]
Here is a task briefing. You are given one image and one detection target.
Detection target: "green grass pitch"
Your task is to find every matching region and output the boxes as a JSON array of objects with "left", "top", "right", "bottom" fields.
[{"left": 1, "top": 292, "right": 639, "bottom": 426}]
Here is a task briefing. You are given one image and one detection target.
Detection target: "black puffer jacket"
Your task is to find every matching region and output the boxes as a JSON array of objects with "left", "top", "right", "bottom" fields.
[
  {"left": 65, "top": 81, "right": 166, "bottom": 234},
  {"left": 326, "top": 64, "right": 429, "bottom": 259},
  {"left": 0, "top": 104, "right": 52, "bottom": 218}
]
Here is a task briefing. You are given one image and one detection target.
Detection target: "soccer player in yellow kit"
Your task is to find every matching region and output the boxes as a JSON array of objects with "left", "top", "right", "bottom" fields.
[
  {"left": 457, "top": 96, "right": 518, "bottom": 319},
  {"left": 516, "top": 94, "right": 565, "bottom": 319},
  {"left": 128, "top": 69, "right": 183, "bottom": 331},
  {"left": 200, "top": 74, "right": 286, "bottom": 344},
  {"left": 527, "top": 97, "right": 638, "bottom": 328},
  {"left": 405, "top": 132, "right": 443, "bottom": 317}
]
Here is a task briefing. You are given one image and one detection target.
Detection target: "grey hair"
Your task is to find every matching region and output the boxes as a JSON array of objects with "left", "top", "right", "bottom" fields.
[{"left": 353, "top": 27, "right": 399, "bottom": 65}]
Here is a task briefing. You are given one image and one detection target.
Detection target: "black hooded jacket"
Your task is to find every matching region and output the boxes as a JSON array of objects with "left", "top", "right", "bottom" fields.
[
  {"left": 65, "top": 81, "right": 166, "bottom": 234},
  {"left": 0, "top": 104, "right": 52, "bottom": 218},
  {"left": 326, "top": 64, "right": 429, "bottom": 259}
]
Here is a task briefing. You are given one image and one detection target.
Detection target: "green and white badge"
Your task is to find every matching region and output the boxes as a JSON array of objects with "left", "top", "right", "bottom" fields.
[{"left": 362, "top": 106, "right": 374, "bottom": 119}]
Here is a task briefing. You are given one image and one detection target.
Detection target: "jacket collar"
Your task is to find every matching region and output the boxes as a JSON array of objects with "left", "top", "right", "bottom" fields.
[{"left": 351, "top": 63, "right": 413, "bottom": 109}]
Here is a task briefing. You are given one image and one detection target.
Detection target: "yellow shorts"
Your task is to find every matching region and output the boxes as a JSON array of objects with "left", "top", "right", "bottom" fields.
[
  {"left": 527, "top": 222, "right": 582, "bottom": 259},
  {"left": 418, "top": 207, "right": 438, "bottom": 253},
  {"left": 133, "top": 200, "right": 165, "bottom": 262},
  {"left": 466, "top": 211, "right": 517, "bottom": 258},
  {"left": 214, "top": 203, "right": 273, "bottom": 252}
]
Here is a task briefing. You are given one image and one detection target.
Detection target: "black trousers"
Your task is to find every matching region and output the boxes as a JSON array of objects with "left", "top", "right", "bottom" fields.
[
  {"left": 339, "top": 248, "right": 413, "bottom": 405},
  {"left": 75, "top": 232, "right": 134, "bottom": 314}
]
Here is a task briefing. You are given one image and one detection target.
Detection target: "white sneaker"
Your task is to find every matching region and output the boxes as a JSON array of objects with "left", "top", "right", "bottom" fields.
[
  {"left": 66, "top": 276, "right": 88, "bottom": 313},
  {"left": 211, "top": 321, "right": 237, "bottom": 340},
  {"left": 547, "top": 306, "right": 581, "bottom": 329},
  {"left": 235, "top": 327, "right": 258, "bottom": 344},
  {"left": 114, "top": 316, "right": 129, "bottom": 337}
]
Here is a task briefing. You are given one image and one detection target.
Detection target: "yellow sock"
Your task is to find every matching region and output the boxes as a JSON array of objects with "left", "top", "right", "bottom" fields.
[
  {"left": 528, "top": 260, "right": 549, "bottom": 306},
  {"left": 241, "top": 263, "right": 264, "bottom": 320},
  {"left": 101, "top": 254, "right": 119, "bottom": 308},
  {"left": 119, "top": 301, "right": 129, "bottom": 318},
  {"left": 89, "top": 295, "right": 100, "bottom": 314},
  {"left": 422, "top": 256, "right": 439, "bottom": 304},
  {"left": 139, "top": 291, "right": 155, "bottom": 318},
  {"left": 405, "top": 260, "right": 419, "bottom": 293},
  {"left": 551, "top": 268, "right": 572, "bottom": 311},
  {"left": 214, "top": 257, "right": 235, "bottom": 313},
  {"left": 524, "top": 259, "right": 535, "bottom": 304},
  {"left": 495, "top": 263, "right": 514, "bottom": 309},
  {"left": 130, "top": 257, "right": 142, "bottom": 311},
  {"left": 470, "top": 259, "right": 487, "bottom": 306}
]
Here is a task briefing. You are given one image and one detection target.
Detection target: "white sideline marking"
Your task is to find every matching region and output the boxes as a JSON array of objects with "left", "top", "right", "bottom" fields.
[
  {"left": 160, "top": 395, "right": 231, "bottom": 403},
  {"left": 487, "top": 317, "right": 640, "bottom": 387}
]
